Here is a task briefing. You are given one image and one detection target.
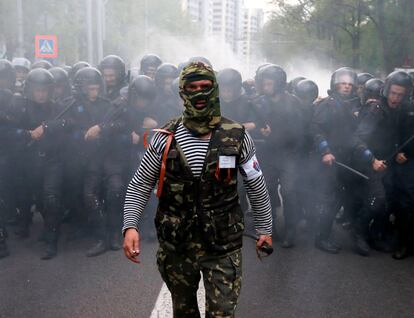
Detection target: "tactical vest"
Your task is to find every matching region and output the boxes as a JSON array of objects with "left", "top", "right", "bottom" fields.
[{"left": 155, "top": 117, "right": 245, "bottom": 254}]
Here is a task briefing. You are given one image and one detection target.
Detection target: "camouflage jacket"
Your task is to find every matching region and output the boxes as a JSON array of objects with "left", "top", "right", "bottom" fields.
[{"left": 155, "top": 116, "right": 245, "bottom": 254}]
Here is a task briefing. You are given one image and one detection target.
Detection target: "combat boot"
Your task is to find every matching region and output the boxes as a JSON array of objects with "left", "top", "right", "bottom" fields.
[
  {"left": 41, "top": 228, "right": 58, "bottom": 260},
  {"left": 315, "top": 237, "right": 340, "bottom": 254},
  {"left": 392, "top": 246, "right": 409, "bottom": 260},
  {"left": 86, "top": 239, "right": 107, "bottom": 257},
  {"left": 353, "top": 233, "right": 370, "bottom": 256},
  {"left": 0, "top": 228, "right": 9, "bottom": 259},
  {"left": 109, "top": 230, "right": 122, "bottom": 251},
  {"left": 282, "top": 228, "right": 295, "bottom": 248}
]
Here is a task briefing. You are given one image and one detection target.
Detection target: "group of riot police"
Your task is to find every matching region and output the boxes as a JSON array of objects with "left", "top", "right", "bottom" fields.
[{"left": 0, "top": 52, "right": 414, "bottom": 261}]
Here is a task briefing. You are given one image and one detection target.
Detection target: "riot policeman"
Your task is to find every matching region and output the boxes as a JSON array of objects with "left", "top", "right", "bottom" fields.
[
  {"left": 12, "top": 68, "right": 66, "bottom": 259},
  {"left": 254, "top": 64, "right": 305, "bottom": 247},
  {"left": 312, "top": 67, "right": 361, "bottom": 253}
]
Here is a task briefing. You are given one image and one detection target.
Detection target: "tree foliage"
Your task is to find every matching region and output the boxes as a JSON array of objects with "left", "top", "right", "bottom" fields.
[{"left": 263, "top": 0, "right": 414, "bottom": 73}]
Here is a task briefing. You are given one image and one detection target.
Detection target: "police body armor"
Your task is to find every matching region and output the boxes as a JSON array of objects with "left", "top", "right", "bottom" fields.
[{"left": 155, "top": 117, "right": 245, "bottom": 254}]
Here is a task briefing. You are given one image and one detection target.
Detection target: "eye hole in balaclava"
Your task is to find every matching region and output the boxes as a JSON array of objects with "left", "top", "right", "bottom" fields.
[{"left": 179, "top": 62, "right": 221, "bottom": 136}]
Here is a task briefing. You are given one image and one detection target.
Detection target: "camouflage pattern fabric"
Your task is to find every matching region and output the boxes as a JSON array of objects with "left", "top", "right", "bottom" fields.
[
  {"left": 157, "top": 241, "right": 242, "bottom": 318},
  {"left": 179, "top": 62, "right": 221, "bottom": 136},
  {"left": 155, "top": 117, "right": 246, "bottom": 254}
]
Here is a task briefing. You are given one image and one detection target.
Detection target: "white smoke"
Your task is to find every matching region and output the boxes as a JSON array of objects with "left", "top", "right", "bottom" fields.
[
  {"left": 285, "top": 58, "right": 333, "bottom": 98},
  {"left": 130, "top": 29, "right": 263, "bottom": 80}
]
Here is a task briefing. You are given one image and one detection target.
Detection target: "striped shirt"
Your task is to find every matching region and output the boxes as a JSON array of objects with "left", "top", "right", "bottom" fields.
[{"left": 123, "top": 122, "right": 272, "bottom": 235}]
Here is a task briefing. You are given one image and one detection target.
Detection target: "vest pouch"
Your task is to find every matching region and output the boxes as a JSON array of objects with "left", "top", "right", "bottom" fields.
[
  {"left": 155, "top": 183, "right": 188, "bottom": 248},
  {"left": 200, "top": 206, "right": 244, "bottom": 253},
  {"left": 155, "top": 208, "right": 188, "bottom": 249}
]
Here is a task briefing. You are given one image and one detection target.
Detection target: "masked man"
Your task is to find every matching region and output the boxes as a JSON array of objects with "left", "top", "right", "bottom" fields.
[{"left": 122, "top": 62, "right": 273, "bottom": 317}]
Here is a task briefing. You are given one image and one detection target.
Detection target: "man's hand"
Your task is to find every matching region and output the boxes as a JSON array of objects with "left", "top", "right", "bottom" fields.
[
  {"left": 372, "top": 159, "right": 387, "bottom": 172},
  {"left": 84, "top": 125, "right": 101, "bottom": 141},
  {"left": 322, "top": 153, "right": 336, "bottom": 166},
  {"left": 30, "top": 125, "right": 44, "bottom": 140},
  {"left": 260, "top": 124, "right": 271, "bottom": 137},
  {"left": 396, "top": 152, "right": 408, "bottom": 164},
  {"left": 131, "top": 131, "right": 140, "bottom": 145},
  {"left": 256, "top": 235, "right": 272, "bottom": 250},
  {"left": 123, "top": 228, "right": 141, "bottom": 264}
]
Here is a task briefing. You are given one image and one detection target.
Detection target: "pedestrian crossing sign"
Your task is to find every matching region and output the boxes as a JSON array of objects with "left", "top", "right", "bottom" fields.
[{"left": 35, "top": 35, "right": 58, "bottom": 58}]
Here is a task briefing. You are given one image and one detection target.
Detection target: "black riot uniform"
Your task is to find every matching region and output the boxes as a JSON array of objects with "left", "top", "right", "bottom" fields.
[
  {"left": 352, "top": 74, "right": 408, "bottom": 256},
  {"left": 64, "top": 67, "right": 125, "bottom": 256},
  {"left": 0, "top": 59, "right": 16, "bottom": 258},
  {"left": 11, "top": 68, "right": 67, "bottom": 260},
  {"left": 381, "top": 71, "right": 414, "bottom": 259},
  {"left": 254, "top": 64, "right": 305, "bottom": 247},
  {"left": 312, "top": 67, "right": 361, "bottom": 253},
  {"left": 99, "top": 55, "right": 127, "bottom": 102},
  {"left": 153, "top": 63, "right": 181, "bottom": 124},
  {"left": 0, "top": 88, "right": 14, "bottom": 259},
  {"left": 292, "top": 79, "right": 320, "bottom": 230}
]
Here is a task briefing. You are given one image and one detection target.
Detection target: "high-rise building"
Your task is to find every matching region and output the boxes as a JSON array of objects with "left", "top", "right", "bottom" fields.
[
  {"left": 238, "top": 7, "right": 265, "bottom": 64},
  {"left": 181, "top": 0, "right": 212, "bottom": 36},
  {"left": 181, "top": 0, "right": 264, "bottom": 68}
]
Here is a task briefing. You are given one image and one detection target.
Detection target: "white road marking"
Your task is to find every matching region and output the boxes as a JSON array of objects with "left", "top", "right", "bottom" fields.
[{"left": 150, "top": 275, "right": 206, "bottom": 318}]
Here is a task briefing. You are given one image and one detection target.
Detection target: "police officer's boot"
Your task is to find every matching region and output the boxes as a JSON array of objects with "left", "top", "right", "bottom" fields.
[
  {"left": 86, "top": 239, "right": 107, "bottom": 257},
  {"left": 15, "top": 208, "right": 31, "bottom": 239},
  {"left": 282, "top": 228, "right": 295, "bottom": 248},
  {"left": 0, "top": 227, "right": 10, "bottom": 259},
  {"left": 353, "top": 232, "right": 370, "bottom": 256},
  {"left": 109, "top": 230, "right": 122, "bottom": 251},
  {"left": 393, "top": 246, "right": 409, "bottom": 260},
  {"left": 315, "top": 205, "right": 340, "bottom": 254},
  {"left": 86, "top": 217, "right": 107, "bottom": 257},
  {"left": 353, "top": 217, "right": 370, "bottom": 256},
  {"left": 41, "top": 228, "right": 58, "bottom": 260},
  {"left": 393, "top": 213, "right": 411, "bottom": 260}
]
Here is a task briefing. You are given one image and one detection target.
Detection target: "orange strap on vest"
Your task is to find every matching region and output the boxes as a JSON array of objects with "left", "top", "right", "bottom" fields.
[
  {"left": 143, "top": 130, "right": 149, "bottom": 149},
  {"left": 155, "top": 129, "right": 174, "bottom": 198}
]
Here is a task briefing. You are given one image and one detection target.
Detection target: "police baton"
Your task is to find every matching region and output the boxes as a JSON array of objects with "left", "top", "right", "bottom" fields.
[
  {"left": 334, "top": 160, "right": 369, "bottom": 180},
  {"left": 385, "top": 134, "right": 414, "bottom": 163},
  {"left": 27, "top": 99, "right": 75, "bottom": 147}
]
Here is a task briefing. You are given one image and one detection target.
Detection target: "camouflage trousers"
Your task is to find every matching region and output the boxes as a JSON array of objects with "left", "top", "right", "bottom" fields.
[{"left": 156, "top": 244, "right": 242, "bottom": 318}]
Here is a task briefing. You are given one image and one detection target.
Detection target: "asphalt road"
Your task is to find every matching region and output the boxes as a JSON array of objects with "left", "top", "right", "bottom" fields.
[{"left": 1, "top": 212, "right": 414, "bottom": 318}]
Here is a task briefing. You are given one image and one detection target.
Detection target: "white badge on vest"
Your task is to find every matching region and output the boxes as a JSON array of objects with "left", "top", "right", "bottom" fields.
[{"left": 219, "top": 156, "right": 236, "bottom": 169}]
